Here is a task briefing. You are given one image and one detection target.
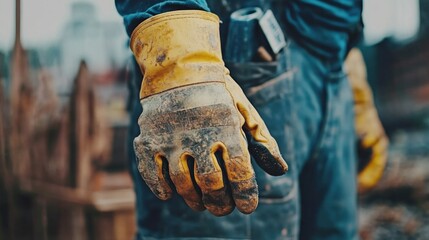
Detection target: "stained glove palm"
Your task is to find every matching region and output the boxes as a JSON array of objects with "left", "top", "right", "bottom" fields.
[{"left": 131, "top": 10, "right": 287, "bottom": 216}]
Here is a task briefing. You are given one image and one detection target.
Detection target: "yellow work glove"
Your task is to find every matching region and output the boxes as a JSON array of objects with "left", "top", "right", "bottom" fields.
[
  {"left": 130, "top": 10, "right": 288, "bottom": 216},
  {"left": 345, "top": 48, "right": 389, "bottom": 193}
]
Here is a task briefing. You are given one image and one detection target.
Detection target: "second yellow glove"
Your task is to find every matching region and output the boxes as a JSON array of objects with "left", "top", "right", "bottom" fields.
[{"left": 345, "top": 48, "right": 389, "bottom": 193}]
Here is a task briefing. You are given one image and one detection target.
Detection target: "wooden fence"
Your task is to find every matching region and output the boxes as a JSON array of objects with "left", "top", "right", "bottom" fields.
[{"left": 0, "top": 42, "right": 136, "bottom": 240}]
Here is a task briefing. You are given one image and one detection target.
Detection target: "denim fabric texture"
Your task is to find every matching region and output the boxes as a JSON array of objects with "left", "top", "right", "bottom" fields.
[
  {"left": 127, "top": 38, "right": 357, "bottom": 239},
  {"left": 122, "top": 0, "right": 358, "bottom": 239}
]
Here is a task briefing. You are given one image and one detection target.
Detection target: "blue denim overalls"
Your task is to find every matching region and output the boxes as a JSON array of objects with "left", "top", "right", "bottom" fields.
[{"left": 126, "top": 1, "right": 358, "bottom": 239}]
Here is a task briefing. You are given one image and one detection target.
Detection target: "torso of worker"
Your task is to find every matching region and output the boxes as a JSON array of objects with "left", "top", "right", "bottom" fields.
[{"left": 117, "top": 0, "right": 362, "bottom": 239}]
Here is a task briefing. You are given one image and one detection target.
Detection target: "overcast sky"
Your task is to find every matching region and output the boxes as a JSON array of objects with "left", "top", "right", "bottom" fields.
[
  {"left": 363, "top": 0, "right": 420, "bottom": 44},
  {"left": 0, "top": 0, "right": 421, "bottom": 50},
  {"left": 0, "top": 0, "right": 123, "bottom": 49}
]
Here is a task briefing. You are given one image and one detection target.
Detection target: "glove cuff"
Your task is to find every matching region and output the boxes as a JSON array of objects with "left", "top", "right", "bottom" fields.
[{"left": 130, "top": 10, "right": 226, "bottom": 99}]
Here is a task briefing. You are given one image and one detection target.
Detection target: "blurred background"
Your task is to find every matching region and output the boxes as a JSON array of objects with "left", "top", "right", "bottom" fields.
[{"left": 0, "top": 0, "right": 429, "bottom": 239}]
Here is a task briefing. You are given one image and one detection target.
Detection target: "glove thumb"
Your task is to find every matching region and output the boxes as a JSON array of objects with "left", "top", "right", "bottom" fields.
[{"left": 225, "top": 77, "right": 288, "bottom": 176}]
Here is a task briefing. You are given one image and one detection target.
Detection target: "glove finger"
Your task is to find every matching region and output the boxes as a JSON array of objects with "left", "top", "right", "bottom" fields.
[
  {"left": 357, "top": 131, "right": 388, "bottom": 172},
  {"left": 358, "top": 136, "right": 389, "bottom": 193},
  {"left": 134, "top": 136, "right": 173, "bottom": 200},
  {"left": 194, "top": 149, "right": 234, "bottom": 216},
  {"left": 357, "top": 139, "right": 373, "bottom": 172},
  {"left": 212, "top": 142, "right": 258, "bottom": 214},
  {"left": 225, "top": 77, "right": 288, "bottom": 176},
  {"left": 246, "top": 130, "right": 287, "bottom": 176},
  {"left": 367, "top": 136, "right": 389, "bottom": 173},
  {"left": 169, "top": 153, "right": 205, "bottom": 211}
]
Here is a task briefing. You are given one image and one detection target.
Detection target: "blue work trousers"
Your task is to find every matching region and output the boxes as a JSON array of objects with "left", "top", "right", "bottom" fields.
[{"left": 127, "top": 39, "right": 358, "bottom": 239}]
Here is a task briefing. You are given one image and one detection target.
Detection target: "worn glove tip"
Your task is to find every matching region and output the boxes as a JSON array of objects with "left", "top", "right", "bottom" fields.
[
  {"left": 230, "top": 179, "right": 259, "bottom": 214},
  {"left": 248, "top": 138, "right": 288, "bottom": 176},
  {"left": 209, "top": 205, "right": 235, "bottom": 217},
  {"left": 184, "top": 199, "right": 206, "bottom": 212}
]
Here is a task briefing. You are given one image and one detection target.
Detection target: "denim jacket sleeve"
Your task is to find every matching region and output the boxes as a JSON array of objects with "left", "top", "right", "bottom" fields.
[{"left": 115, "top": 0, "right": 210, "bottom": 36}]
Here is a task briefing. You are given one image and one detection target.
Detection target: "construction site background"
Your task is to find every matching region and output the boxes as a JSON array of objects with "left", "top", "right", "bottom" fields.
[{"left": 1, "top": 0, "right": 429, "bottom": 239}]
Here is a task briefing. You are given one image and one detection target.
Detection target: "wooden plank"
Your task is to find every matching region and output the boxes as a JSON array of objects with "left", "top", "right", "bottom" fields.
[
  {"left": 113, "top": 210, "right": 136, "bottom": 240},
  {"left": 19, "top": 180, "right": 90, "bottom": 205},
  {"left": 68, "top": 61, "right": 113, "bottom": 190},
  {"left": 10, "top": 0, "right": 33, "bottom": 180},
  {"left": 19, "top": 179, "right": 135, "bottom": 211},
  {"left": 56, "top": 205, "right": 89, "bottom": 240},
  {"left": 91, "top": 189, "right": 135, "bottom": 212},
  {"left": 69, "top": 61, "right": 93, "bottom": 189},
  {"left": 89, "top": 209, "right": 136, "bottom": 240},
  {"left": 10, "top": 42, "right": 33, "bottom": 181},
  {"left": 90, "top": 171, "right": 133, "bottom": 191}
]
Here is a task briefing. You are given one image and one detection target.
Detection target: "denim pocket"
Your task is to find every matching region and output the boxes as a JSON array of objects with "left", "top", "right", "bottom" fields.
[
  {"left": 226, "top": 46, "right": 297, "bottom": 200},
  {"left": 245, "top": 66, "right": 296, "bottom": 200},
  {"left": 246, "top": 70, "right": 293, "bottom": 107}
]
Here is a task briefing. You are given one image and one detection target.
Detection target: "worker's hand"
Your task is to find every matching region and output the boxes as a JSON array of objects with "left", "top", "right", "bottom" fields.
[
  {"left": 345, "top": 48, "right": 389, "bottom": 193},
  {"left": 131, "top": 10, "right": 287, "bottom": 216}
]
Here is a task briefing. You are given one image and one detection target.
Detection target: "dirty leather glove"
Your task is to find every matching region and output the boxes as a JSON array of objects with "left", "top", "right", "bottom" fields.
[
  {"left": 345, "top": 48, "right": 389, "bottom": 193},
  {"left": 130, "top": 10, "right": 288, "bottom": 216}
]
